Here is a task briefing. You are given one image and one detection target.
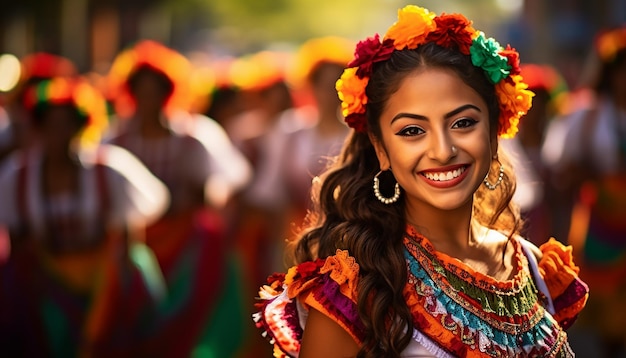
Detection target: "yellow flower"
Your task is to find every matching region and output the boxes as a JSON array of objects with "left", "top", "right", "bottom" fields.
[
  {"left": 336, "top": 67, "right": 368, "bottom": 117},
  {"left": 284, "top": 266, "right": 298, "bottom": 286},
  {"left": 385, "top": 5, "right": 436, "bottom": 50},
  {"left": 496, "top": 75, "right": 534, "bottom": 138}
]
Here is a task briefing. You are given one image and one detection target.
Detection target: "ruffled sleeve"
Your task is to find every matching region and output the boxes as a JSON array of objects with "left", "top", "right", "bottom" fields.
[
  {"left": 538, "top": 238, "right": 589, "bottom": 329},
  {"left": 253, "top": 250, "right": 363, "bottom": 358}
]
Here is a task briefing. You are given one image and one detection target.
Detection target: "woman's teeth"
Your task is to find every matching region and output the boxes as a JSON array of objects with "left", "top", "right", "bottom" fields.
[{"left": 423, "top": 167, "right": 465, "bottom": 181}]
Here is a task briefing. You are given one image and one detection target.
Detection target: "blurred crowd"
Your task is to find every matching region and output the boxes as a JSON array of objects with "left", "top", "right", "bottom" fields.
[{"left": 0, "top": 23, "right": 624, "bottom": 357}]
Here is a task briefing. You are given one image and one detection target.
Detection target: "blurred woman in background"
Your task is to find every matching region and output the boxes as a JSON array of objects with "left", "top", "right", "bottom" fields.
[
  {"left": 107, "top": 40, "right": 249, "bottom": 357},
  {"left": 542, "top": 26, "right": 626, "bottom": 357},
  {"left": 0, "top": 53, "right": 78, "bottom": 165},
  {"left": 0, "top": 77, "right": 169, "bottom": 357}
]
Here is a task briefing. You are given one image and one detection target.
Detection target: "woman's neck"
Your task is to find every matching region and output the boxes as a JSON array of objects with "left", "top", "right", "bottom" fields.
[
  {"left": 42, "top": 149, "right": 80, "bottom": 195},
  {"left": 404, "top": 200, "right": 476, "bottom": 253},
  {"left": 44, "top": 146, "right": 77, "bottom": 167},
  {"left": 317, "top": 110, "right": 346, "bottom": 136},
  {"left": 135, "top": 112, "right": 170, "bottom": 138}
]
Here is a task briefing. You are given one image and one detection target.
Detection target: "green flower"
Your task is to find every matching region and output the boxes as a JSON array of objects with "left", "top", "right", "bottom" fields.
[{"left": 470, "top": 32, "right": 511, "bottom": 84}]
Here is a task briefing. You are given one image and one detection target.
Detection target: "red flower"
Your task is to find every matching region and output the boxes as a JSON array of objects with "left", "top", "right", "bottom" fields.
[
  {"left": 374, "top": 39, "right": 395, "bottom": 65},
  {"left": 426, "top": 13, "right": 475, "bottom": 55},
  {"left": 267, "top": 272, "right": 286, "bottom": 285},
  {"left": 349, "top": 35, "right": 382, "bottom": 70},
  {"left": 297, "top": 260, "right": 324, "bottom": 279},
  {"left": 349, "top": 35, "right": 395, "bottom": 78},
  {"left": 345, "top": 113, "right": 368, "bottom": 132},
  {"left": 499, "top": 45, "right": 521, "bottom": 75}
]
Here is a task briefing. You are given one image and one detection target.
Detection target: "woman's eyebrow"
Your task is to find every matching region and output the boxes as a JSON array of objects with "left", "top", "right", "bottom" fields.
[{"left": 390, "top": 104, "right": 482, "bottom": 123}]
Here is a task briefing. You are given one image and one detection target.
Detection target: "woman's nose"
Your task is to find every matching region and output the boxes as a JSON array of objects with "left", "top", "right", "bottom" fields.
[{"left": 427, "top": 133, "right": 457, "bottom": 163}]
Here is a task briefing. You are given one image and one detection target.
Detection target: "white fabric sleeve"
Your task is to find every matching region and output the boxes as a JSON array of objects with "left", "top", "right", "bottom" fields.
[
  {"left": 500, "top": 138, "right": 543, "bottom": 211},
  {"left": 244, "top": 129, "right": 291, "bottom": 210},
  {"left": 541, "top": 111, "right": 585, "bottom": 171},
  {"left": 189, "top": 114, "right": 253, "bottom": 207},
  {"left": 191, "top": 115, "right": 252, "bottom": 188},
  {"left": 99, "top": 144, "right": 170, "bottom": 227}
]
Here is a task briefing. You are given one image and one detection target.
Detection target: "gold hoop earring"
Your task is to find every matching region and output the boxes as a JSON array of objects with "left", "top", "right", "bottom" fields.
[
  {"left": 483, "top": 160, "right": 504, "bottom": 190},
  {"left": 373, "top": 170, "right": 401, "bottom": 204}
]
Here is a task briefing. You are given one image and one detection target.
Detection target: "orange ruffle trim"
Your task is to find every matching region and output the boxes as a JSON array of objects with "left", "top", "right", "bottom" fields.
[
  {"left": 538, "top": 238, "right": 580, "bottom": 299},
  {"left": 538, "top": 238, "right": 589, "bottom": 326},
  {"left": 286, "top": 249, "right": 360, "bottom": 303},
  {"left": 285, "top": 250, "right": 362, "bottom": 344}
]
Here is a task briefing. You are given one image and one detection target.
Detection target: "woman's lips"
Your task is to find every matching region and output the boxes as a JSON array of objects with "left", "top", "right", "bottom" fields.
[{"left": 419, "top": 164, "right": 470, "bottom": 188}]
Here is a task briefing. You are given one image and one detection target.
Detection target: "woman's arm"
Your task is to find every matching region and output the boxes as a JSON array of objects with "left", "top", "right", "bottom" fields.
[{"left": 299, "top": 308, "right": 360, "bottom": 358}]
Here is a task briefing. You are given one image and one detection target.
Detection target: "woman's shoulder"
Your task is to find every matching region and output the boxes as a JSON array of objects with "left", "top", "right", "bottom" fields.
[
  {"left": 258, "top": 249, "right": 361, "bottom": 312},
  {"left": 286, "top": 250, "right": 359, "bottom": 297},
  {"left": 254, "top": 250, "right": 364, "bottom": 356}
]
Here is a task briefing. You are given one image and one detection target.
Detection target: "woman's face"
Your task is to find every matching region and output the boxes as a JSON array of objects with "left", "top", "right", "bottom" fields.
[
  {"left": 130, "top": 70, "right": 171, "bottom": 116},
  {"left": 372, "top": 67, "right": 496, "bottom": 212},
  {"left": 39, "top": 105, "right": 83, "bottom": 153},
  {"left": 311, "top": 63, "right": 344, "bottom": 115}
]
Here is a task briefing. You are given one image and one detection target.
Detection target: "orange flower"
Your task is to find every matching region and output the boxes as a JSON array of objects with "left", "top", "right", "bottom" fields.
[
  {"left": 336, "top": 67, "right": 368, "bottom": 117},
  {"left": 284, "top": 265, "right": 298, "bottom": 286},
  {"left": 495, "top": 75, "right": 534, "bottom": 138},
  {"left": 596, "top": 27, "right": 626, "bottom": 62},
  {"left": 385, "top": 5, "right": 436, "bottom": 50}
]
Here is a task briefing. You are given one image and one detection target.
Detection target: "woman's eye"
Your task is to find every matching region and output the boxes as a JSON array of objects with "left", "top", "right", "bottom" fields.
[
  {"left": 396, "top": 126, "right": 424, "bottom": 136},
  {"left": 452, "top": 118, "right": 478, "bottom": 129}
]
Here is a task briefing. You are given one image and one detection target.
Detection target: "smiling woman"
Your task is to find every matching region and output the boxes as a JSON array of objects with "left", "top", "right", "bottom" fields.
[
  {"left": 373, "top": 67, "right": 494, "bottom": 214},
  {"left": 254, "top": 5, "right": 589, "bottom": 358}
]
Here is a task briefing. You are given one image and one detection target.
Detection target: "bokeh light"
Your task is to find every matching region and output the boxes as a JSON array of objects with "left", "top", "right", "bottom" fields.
[{"left": 0, "top": 54, "right": 21, "bottom": 92}]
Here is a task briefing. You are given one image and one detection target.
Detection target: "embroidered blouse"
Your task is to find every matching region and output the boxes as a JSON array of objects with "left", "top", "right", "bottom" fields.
[{"left": 254, "top": 226, "right": 589, "bottom": 357}]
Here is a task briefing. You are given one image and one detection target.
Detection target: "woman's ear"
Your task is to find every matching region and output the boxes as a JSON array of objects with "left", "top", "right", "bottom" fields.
[{"left": 368, "top": 133, "right": 390, "bottom": 170}]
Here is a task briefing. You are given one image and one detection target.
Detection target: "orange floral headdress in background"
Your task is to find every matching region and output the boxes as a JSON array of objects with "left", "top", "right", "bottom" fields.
[
  {"left": 595, "top": 26, "right": 626, "bottom": 63},
  {"left": 20, "top": 53, "right": 77, "bottom": 83},
  {"left": 23, "top": 77, "right": 109, "bottom": 145},
  {"left": 288, "top": 36, "right": 354, "bottom": 89},
  {"left": 230, "top": 51, "right": 291, "bottom": 91},
  {"left": 336, "top": 5, "right": 534, "bottom": 138},
  {"left": 107, "top": 40, "right": 192, "bottom": 119}
]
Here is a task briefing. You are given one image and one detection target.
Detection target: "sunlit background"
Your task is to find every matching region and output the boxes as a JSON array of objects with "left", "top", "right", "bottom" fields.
[
  {"left": 0, "top": 1, "right": 625, "bottom": 357},
  {"left": 1, "top": 0, "right": 625, "bottom": 87}
]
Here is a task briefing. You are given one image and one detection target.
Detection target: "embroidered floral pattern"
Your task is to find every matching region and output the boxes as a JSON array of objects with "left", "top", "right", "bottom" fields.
[
  {"left": 403, "top": 228, "right": 576, "bottom": 357},
  {"left": 254, "top": 230, "right": 587, "bottom": 357}
]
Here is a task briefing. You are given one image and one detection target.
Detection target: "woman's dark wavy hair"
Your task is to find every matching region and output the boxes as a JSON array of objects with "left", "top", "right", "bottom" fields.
[{"left": 291, "top": 42, "right": 521, "bottom": 357}]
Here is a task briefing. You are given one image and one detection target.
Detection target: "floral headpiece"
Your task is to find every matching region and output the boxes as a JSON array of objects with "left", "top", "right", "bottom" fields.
[
  {"left": 107, "top": 40, "right": 192, "bottom": 118},
  {"left": 595, "top": 27, "right": 626, "bottom": 63},
  {"left": 231, "top": 51, "right": 290, "bottom": 91},
  {"left": 335, "top": 5, "right": 534, "bottom": 138},
  {"left": 288, "top": 36, "right": 354, "bottom": 89},
  {"left": 20, "top": 53, "right": 77, "bottom": 83},
  {"left": 23, "top": 77, "right": 109, "bottom": 145}
]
